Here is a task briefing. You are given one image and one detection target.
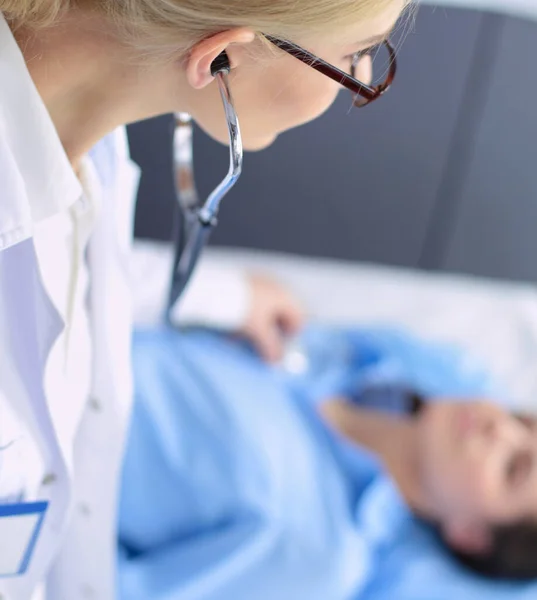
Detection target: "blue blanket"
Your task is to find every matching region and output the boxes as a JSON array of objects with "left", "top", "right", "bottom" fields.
[{"left": 118, "top": 325, "right": 534, "bottom": 600}]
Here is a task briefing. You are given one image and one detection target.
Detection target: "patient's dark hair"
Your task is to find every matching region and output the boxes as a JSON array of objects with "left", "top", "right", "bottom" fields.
[
  {"left": 451, "top": 522, "right": 537, "bottom": 580},
  {"left": 408, "top": 392, "right": 537, "bottom": 581}
]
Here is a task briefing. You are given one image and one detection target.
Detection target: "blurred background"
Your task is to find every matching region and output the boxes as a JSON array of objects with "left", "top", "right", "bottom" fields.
[{"left": 129, "top": 2, "right": 537, "bottom": 283}]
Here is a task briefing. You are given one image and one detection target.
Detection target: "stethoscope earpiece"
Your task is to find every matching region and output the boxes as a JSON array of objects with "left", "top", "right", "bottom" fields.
[{"left": 210, "top": 51, "right": 231, "bottom": 77}]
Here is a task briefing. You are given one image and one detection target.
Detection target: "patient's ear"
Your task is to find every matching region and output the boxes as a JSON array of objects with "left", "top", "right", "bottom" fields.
[{"left": 443, "top": 520, "right": 492, "bottom": 555}]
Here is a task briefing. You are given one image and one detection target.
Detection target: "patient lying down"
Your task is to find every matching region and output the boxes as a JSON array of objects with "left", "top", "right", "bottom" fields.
[{"left": 118, "top": 275, "right": 537, "bottom": 600}]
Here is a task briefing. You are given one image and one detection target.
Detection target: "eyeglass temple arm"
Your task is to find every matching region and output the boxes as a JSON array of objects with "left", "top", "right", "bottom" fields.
[{"left": 265, "top": 35, "right": 396, "bottom": 101}]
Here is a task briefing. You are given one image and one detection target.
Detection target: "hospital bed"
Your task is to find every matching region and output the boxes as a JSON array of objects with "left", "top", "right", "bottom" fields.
[
  {"left": 201, "top": 247, "right": 537, "bottom": 414},
  {"left": 126, "top": 244, "right": 537, "bottom": 599},
  {"left": 186, "top": 247, "right": 537, "bottom": 600}
]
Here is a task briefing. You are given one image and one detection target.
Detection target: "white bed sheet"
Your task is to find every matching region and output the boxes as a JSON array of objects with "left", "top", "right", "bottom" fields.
[{"left": 206, "top": 248, "right": 537, "bottom": 412}]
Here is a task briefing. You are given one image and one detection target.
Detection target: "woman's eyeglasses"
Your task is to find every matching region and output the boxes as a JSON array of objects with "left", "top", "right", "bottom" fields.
[{"left": 264, "top": 36, "right": 397, "bottom": 108}]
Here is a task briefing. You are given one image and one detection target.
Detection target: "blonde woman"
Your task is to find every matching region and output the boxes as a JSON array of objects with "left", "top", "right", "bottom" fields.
[{"left": 0, "top": 1, "right": 406, "bottom": 598}]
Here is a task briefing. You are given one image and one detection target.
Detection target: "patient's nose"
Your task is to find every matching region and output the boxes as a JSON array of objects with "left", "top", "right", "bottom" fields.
[{"left": 484, "top": 413, "right": 526, "bottom": 447}]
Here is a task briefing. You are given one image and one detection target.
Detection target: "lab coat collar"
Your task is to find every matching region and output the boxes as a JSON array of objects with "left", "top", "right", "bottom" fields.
[{"left": 0, "top": 14, "right": 82, "bottom": 249}]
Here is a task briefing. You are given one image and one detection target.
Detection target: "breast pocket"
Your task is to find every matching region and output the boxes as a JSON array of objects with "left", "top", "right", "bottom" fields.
[{"left": 0, "top": 397, "right": 44, "bottom": 503}]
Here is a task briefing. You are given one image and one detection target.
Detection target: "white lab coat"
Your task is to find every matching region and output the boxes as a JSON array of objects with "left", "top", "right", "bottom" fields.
[{"left": 0, "top": 13, "right": 248, "bottom": 600}]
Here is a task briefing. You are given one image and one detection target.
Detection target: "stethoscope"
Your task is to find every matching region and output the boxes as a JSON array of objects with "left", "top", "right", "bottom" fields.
[{"left": 167, "top": 51, "right": 241, "bottom": 316}]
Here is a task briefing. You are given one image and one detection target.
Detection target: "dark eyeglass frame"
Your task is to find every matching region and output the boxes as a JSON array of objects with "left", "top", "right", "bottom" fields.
[{"left": 264, "top": 35, "right": 397, "bottom": 107}]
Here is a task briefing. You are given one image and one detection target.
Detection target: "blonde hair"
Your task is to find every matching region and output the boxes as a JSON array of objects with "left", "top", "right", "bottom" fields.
[
  {"left": 0, "top": 0, "right": 68, "bottom": 27},
  {"left": 1, "top": 0, "right": 401, "bottom": 56}
]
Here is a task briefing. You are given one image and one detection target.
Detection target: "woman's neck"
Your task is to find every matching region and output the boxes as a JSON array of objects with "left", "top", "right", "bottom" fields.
[
  {"left": 11, "top": 10, "right": 190, "bottom": 166},
  {"left": 320, "top": 398, "right": 431, "bottom": 514}
]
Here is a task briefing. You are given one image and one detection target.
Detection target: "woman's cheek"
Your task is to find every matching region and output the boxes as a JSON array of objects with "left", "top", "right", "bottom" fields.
[{"left": 291, "top": 82, "right": 341, "bottom": 127}]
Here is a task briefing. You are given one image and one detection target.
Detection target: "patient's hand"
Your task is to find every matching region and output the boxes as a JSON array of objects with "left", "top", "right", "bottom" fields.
[{"left": 239, "top": 274, "right": 304, "bottom": 362}]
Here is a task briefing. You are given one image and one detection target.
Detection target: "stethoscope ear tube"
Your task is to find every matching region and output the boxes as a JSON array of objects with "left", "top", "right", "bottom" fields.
[
  {"left": 168, "top": 216, "right": 215, "bottom": 312},
  {"left": 166, "top": 50, "right": 243, "bottom": 320}
]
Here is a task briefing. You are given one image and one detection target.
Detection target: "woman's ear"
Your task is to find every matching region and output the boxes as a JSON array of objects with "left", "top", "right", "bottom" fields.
[
  {"left": 443, "top": 520, "right": 493, "bottom": 555},
  {"left": 186, "top": 28, "right": 256, "bottom": 89}
]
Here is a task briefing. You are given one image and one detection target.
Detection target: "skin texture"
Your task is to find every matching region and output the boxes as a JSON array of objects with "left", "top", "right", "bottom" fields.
[{"left": 11, "top": 1, "right": 404, "bottom": 165}]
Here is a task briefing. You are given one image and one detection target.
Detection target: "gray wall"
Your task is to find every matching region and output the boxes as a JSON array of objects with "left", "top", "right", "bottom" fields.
[
  {"left": 130, "top": 6, "right": 537, "bottom": 283},
  {"left": 441, "top": 16, "right": 537, "bottom": 281}
]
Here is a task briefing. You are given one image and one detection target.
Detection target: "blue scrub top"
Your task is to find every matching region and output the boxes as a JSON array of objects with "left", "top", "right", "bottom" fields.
[{"left": 118, "top": 326, "right": 502, "bottom": 600}]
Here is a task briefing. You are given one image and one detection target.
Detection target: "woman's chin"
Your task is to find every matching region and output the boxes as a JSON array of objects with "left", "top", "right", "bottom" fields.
[
  {"left": 242, "top": 133, "right": 278, "bottom": 152},
  {"left": 204, "top": 127, "right": 278, "bottom": 152}
]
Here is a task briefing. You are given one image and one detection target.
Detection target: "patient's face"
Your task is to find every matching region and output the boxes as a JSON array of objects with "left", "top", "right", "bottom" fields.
[{"left": 416, "top": 401, "right": 537, "bottom": 531}]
